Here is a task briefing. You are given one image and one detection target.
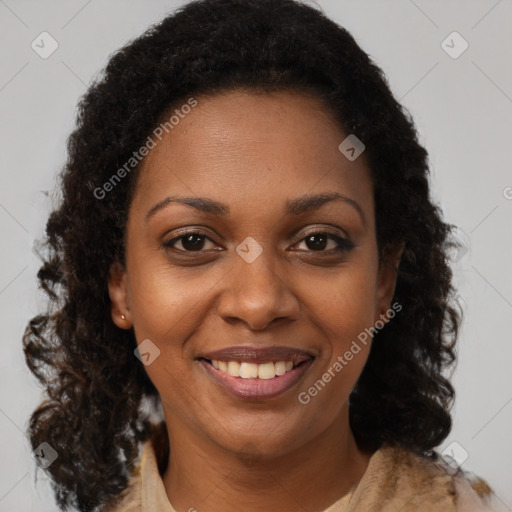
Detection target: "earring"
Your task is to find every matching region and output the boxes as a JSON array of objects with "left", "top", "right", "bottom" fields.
[{"left": 121, "top": 314, "right": 126, "bottom": 320}]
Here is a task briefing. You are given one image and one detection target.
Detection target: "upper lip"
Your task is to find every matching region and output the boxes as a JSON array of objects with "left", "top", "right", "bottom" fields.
[{"left": 199, "top": 345, "right": 316, "bottom": 365}]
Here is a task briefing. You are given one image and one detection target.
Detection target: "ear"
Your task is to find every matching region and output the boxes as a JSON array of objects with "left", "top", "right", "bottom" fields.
[
  {"left": 107, "top": 261, "right": 132, "bottom": 329},
  {"left": 374, "top": 242, "right": 405, "bottom": 324}
]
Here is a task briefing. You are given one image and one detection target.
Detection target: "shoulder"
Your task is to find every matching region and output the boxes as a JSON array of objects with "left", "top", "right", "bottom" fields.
[
  {"left": 100, "top": 436, "right": 174, "bottom": 512},
  {"left": 381, "top": 446, "right": 493, "bottom": 512},
  {"left": 451, "top": 470, "right": 498, "bottom": 512},
  {"left": 348, "top": 444, "right": 497, "bottom": 512}
]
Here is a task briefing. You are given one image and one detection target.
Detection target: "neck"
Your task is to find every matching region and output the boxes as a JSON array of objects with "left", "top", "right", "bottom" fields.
[{"left": 161, "top": 408, "right": 374, "bottom": 512}]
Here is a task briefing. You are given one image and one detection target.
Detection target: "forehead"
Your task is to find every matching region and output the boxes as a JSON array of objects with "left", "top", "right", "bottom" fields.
[{"left": 131, "top": 90, "right": 373, "bottom": 219}]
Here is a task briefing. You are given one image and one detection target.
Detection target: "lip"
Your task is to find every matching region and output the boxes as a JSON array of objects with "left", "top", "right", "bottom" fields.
[
  {"left": 197, "top": 345, "right": 315, "bottom": 401},
  {"left": 199, "top": 345, "right": 315, "bottom": 365}
]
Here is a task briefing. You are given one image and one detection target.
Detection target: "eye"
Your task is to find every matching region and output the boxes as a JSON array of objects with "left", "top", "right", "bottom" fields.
[
  {"left": 162, "top": 229, "right": 354, "bottom": 255},
  {"left": 163, "top": 230, "right": 218, "bottom": 252},
  {"left": 294, "top": 231, "right": 354, "bottom": 253}
]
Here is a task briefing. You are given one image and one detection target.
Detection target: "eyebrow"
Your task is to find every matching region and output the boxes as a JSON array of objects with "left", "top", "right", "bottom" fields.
[{"left": 145, "top": 192, "right": 366, "bottom": 225}]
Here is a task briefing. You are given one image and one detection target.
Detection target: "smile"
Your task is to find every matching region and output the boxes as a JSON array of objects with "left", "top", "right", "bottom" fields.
[
  {"left": 211, "top": 359, "right": 294, "bottom": 379},
  {"left": 197, "top": 345, "right": 315, "bottom": 400}
]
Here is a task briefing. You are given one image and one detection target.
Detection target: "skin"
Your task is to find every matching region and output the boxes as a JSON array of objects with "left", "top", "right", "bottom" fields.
[{"left": 108, "top": 90, "right": 403, "bottom": 512}]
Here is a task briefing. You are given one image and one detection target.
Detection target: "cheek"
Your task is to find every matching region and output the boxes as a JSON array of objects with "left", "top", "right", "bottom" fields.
[
  {"left": 128, "top": 272, "right": 209, "bottom": 413},
  {"left": 298, "top": 277, "right": 374, "bottom": 417},
  {"left": 298, "top": 259, "right": 377, "bottom": 400},
  {"left": 307, "top": 262, "right": 378, "bottom": 346},
  {"left": 127, "top": 254, "right": 223, "bottom": 345},
  {"left": 126, "top": 258, "right": 229, "bottom": 397}
]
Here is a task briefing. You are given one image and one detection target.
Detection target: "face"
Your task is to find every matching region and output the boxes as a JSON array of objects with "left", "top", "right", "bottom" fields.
[{"left": 109, "top": 90, "right": 401, "bottom": 459}]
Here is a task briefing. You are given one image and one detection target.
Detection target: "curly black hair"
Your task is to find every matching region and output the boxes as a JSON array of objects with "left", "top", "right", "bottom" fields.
[{"left": 23, "top": 0, "right": 461, "bottom": 510}]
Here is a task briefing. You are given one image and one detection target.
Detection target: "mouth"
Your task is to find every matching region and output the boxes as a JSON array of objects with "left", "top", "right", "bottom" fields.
[{"left": 196, "top": 345, "right": 315, "bottom": 401}]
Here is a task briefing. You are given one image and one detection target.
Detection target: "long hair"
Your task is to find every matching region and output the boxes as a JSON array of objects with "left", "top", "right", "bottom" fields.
[{"left": 23, "top": 1, "right": 460, "bottom": 510}]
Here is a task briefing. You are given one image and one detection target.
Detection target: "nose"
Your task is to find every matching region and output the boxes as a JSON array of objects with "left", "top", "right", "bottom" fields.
[{"left": 216, "top": 249, "right": 300, "bottom": 330}]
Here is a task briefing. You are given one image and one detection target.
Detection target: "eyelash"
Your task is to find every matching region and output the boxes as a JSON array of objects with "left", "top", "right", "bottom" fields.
[{"left": 162, "top": 229, "right": 354, "bottom": 255}]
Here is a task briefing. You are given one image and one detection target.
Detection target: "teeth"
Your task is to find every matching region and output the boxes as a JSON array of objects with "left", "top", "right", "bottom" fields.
[
  {"left": 239, "top": 362, "right": 259, "bottom": 379},
  {"left": 258, "top": 362, "right": 276, "bottom": 380},
  {"left": 211, "top": 360, "right": 297, "bottom": 379},
  {"left": 227, "top": 361, "right": 240, "bottom": 377},
  {"left": 274, "top": 361, "right": 286, "bottom": 376}
]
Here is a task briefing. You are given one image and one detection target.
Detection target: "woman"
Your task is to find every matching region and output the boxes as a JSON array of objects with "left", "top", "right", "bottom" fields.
[{"left": 23, "top": 0, "right": 497, "bottom": 510}]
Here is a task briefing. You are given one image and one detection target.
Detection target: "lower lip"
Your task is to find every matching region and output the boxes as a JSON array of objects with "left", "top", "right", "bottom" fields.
[{"left": 198, "top": 359, "right": 314, "bottom": 401}]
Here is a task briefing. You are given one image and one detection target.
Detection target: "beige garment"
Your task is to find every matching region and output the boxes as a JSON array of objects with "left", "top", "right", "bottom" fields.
[{"left": 107, "top": 438, "right": 496, "bottom": 512}]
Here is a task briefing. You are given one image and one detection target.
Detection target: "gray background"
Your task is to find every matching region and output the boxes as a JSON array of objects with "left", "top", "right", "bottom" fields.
[{"left": 1, "top": 0, "right": 511, "bottom": 510}]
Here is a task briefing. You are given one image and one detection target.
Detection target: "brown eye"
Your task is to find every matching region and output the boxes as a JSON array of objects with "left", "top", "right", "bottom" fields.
[
  {"left": 304, "top": 233, "right": 330, "bottom": 251},
  {"left": 179, "top": 233, "right": 206, "bottom": 251},
  {"left": 163, "top": 231, "right": 216, "bottom": 252},
  {"left": 296, "top": 232, "right": 354, "bottom": 253}
]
